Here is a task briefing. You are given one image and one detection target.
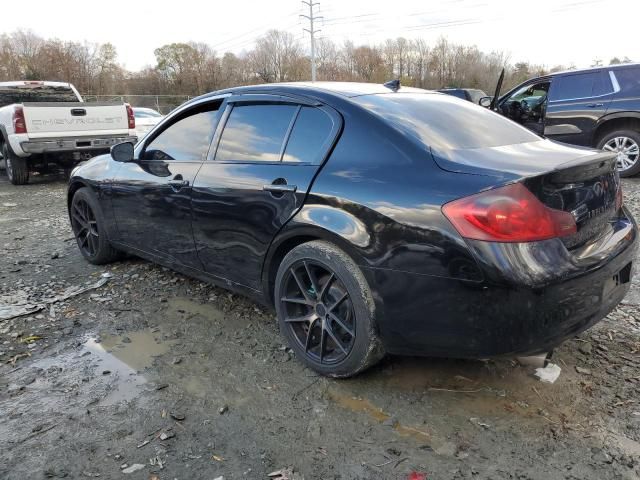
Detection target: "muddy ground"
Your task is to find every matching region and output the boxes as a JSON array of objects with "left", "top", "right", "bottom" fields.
[{"left": 1, "top": 171, "right": 639, "bottom": 480}]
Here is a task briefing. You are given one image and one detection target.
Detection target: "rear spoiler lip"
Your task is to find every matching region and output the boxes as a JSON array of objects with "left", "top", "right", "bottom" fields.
[{"left": 430, "top": 142, "right": 617, "bottom": 181}]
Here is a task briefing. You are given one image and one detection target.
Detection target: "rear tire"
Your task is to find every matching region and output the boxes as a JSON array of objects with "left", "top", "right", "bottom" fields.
[
  {"left": 275, "top": 240, "right": 384, "bottom": 378},
  {"left": 596, "top": 129, "right": 640, "bottom": 177},
  {"left": 70, "top": 187, "right": 120, "bottom": 264},
  {"left": 2, "top": 143, "right": 29, "bottom": 185}
]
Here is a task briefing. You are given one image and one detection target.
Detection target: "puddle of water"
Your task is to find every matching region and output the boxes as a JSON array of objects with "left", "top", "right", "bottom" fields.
[
  {"left": 99, "top": 330, "right": 172, "bottom": 371},
  {"left": 167, "top": 297, "right": 225, "bottom": 321},
  {"left": 86, "top": 329, "right": 176, "bottom": 405},
  {"left": 328, "top": 389, "right": 431, "bottom": 444},
  {"left": 29, "top": 329, "right": 175, "bottom": 406},
  {"left": 83, "top": 337, "right": 148, "bottom": 405}
]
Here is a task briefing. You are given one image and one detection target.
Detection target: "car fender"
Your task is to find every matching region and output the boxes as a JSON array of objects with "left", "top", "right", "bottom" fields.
[{"left": 260, "top": 203, "right": 373, "bottom": 300}]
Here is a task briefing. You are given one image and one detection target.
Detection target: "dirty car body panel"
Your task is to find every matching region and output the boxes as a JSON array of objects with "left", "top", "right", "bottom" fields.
[{"left": 68, "top": 82, "right": 638, "bottom": 360}]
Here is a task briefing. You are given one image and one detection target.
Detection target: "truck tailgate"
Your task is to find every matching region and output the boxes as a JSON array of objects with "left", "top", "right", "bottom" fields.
[{"left": 22, "top": 102, "right": 129, "bottom": 138}]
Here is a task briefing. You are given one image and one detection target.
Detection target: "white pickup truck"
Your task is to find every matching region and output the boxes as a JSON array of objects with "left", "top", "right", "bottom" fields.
[{"left": 0, "top": 81, "right": 137, "bottom": 185}]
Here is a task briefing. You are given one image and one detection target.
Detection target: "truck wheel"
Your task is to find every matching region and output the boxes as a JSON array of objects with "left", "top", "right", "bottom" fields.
[
  {"left": 597, "top": 130, "right": 640, "bottom": 177},
  {"left": 2, "top": 143, "right": 29, "bottom": 185}
]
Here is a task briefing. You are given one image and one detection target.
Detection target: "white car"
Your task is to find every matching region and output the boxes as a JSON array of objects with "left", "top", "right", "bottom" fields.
[
  {"left": 0, "top": 80, "right": 137, "bottom": 184},
  {"left": 133, "top": 107, "right": 163, "bottom": 140}
]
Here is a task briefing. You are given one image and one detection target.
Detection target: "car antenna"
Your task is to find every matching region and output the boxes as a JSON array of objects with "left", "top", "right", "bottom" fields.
[{"left": 383, "top": 79, "right": 400, "bottom": 92}]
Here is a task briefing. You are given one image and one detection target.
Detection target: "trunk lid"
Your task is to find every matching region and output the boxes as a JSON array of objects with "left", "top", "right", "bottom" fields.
[
  {"left": 432, "top": 139, "right": 621, "bottom": 249},
  {"left": 23, "top": 102, "right": 130, "bottom": 138}
]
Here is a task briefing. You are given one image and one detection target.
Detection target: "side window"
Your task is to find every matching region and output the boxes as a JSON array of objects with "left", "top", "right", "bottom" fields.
[
  {"left": 614, "top": 67, "right": 640, "bottom": 94},
  {"left": 143, "top": 107, "right": 219, "bottom": 161},
  {"left": 549, "top": 72, "right": 612, "bottom": 101},
  {"left": 509, "top": 82, "right": 549, "bottom": 102},
  {"left": 283, "top": 107, "right": 334, "bottom": 163},
  {"left": 215, "top": 104, "right": 297, "bottom": 162}
]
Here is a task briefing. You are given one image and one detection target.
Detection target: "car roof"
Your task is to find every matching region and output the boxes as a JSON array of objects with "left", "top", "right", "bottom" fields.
[{"left": 201, "top": 81, "right": 432, "bottom": 101}]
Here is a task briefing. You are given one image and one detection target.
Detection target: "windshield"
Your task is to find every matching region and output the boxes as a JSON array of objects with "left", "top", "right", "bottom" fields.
[
  {"left": 0, "top": 84, "right": 79, "bottom": 107},
  {"left": 354, "top": 93, "right": 540, "bottom": 150}
]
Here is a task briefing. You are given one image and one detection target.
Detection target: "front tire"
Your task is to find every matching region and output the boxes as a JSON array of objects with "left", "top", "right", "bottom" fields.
[
  {"left": 70, "top": 187, "right": 120, "bottom": 264},
  {"left": 597, "top": 129, "right": 640, "bottom": 177},
  {"left": 275, "top": 240, "right": 384, "bottom": 378},
  {"left": 2, "top": 143, "right": 29, "bottom": 185}
]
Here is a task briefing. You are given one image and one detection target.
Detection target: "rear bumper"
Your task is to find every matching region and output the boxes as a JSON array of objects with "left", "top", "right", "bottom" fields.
[
  {"left": 368, "top": 210, "right": 638, "bottom": 358},
  {"left": 20, "top": 135, "right": 137, "bottom": 154}
]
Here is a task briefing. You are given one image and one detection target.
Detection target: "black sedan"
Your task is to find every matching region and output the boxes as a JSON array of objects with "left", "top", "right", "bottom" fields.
[{"left": 68, "top": 82, "right": 637, "bottom": 377}]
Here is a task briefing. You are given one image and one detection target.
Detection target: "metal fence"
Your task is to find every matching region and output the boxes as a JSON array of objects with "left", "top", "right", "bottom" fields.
[{"left": 81, "top": 95, "right": 192, "bottom": 114}]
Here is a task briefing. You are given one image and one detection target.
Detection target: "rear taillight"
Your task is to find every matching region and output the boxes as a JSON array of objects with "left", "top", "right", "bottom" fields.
[
  {"left": 13, "top": 106, "right": 27, "bottom": 134},
  {"left": 443, "top": 183, "right": 577, "bottom": 243},
  {"left": 126, "top": 104, "right": 135, "bottom": 129}
]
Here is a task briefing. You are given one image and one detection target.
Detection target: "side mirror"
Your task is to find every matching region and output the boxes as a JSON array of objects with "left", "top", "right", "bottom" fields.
[
  {"left": 479, "top": 96, "right": 493, "bottom": 108},
  {"left": 110, "top": 142, "right": 135, "bottom": 162}
]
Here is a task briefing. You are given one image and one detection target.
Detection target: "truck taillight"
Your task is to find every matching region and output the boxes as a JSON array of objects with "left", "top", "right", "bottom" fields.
[
  {"left": 126, "top": 104, "right": 135, "bottom": 129},
  {"left": 442, "top": 183, "right": 577, "bottom": 243},
  {"left": 13, "top": 106, "right": 27, "bottom": 134}
]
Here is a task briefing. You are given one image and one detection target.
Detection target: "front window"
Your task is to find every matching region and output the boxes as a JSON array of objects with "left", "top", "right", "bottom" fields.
[{"left": 142, "top": 107, "right": 219, "bottom": 161}]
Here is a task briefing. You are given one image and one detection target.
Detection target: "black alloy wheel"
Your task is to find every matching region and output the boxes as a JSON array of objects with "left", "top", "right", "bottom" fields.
[
  {"left": 70, "top": 188, "right": 120, "bottom": 264},
  {"left": 275, "top": 240, "right": 384, "bottom": 377},
  {"left": 70, "top": 197, "right": 100, "bottom": 258},
  {"left": 280, "top": 260, "right": 356, "bottom": 364}
]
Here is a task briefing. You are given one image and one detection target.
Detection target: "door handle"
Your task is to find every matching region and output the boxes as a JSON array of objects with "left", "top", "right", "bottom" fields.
[
  {"left": 586, "top": 103, "right": 604, "bottom": 108},
  {"left": 263, "top": 184, "right": 297, "bottom": 193},
  {"left": 168, "top": 179, "right": 189, "bottom": 187}
]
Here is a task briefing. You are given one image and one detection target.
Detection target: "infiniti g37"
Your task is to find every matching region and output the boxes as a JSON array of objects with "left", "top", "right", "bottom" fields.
[{"left": 68, "top": 82, "right": 637, "bottom": 377}]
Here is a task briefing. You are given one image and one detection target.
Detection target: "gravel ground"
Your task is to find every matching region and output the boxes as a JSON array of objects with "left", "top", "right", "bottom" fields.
[{"left": 0, "top": 171, "right": 639, "bottom": 480}]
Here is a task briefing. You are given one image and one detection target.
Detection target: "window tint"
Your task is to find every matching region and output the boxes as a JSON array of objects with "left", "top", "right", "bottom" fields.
[
  {"left": 283, "top": 107, "right": 334, "bottom": 163},
  {"left": 354, "top": 93, "right": 540, "bottom": 150},
  {"left": 614, "top": 67, "right": 640, "bottom": 94},
  {"left": 216, "top": 104, "right": 297, "bottom": 162},
  {"left": 550, "top": 72, "right": 612, "bottom": 101},
  {"left": 143, "top": 109, "right": 218, "bottom": 161}
]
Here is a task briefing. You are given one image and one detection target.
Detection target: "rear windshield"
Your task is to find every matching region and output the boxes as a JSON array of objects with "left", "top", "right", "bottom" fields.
[
  {"left": 0, "top": 84, "right": 79, "bottom": 108},
  {"left": 353, "top": 93, "right": 540, "bottom": 150}
]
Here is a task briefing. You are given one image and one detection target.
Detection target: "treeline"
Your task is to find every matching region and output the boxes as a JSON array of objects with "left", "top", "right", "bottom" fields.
[{"left": 0, "top": 29, "right": 632, "bottom": 98}]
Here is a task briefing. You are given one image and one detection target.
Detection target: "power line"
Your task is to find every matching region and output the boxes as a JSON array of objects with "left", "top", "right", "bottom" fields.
[{"left": 301, "top": 0, "right": 322, "bottom": 81}]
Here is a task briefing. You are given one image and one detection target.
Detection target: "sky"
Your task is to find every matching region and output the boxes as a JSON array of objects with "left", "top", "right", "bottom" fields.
[{"left": 1, "top": 0, "right": 638, "bottom": 71}]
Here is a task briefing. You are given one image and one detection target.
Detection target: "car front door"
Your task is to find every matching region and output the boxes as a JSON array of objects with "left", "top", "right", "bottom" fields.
[
  {"left": 544, "top": 70, "right": 615, "bottom": 145},
  {"left": 191, "top": 95, "right": 341, "bottom": 291},
  {"left": 110, "top": 100, "right": 223, "bottom": 269}
]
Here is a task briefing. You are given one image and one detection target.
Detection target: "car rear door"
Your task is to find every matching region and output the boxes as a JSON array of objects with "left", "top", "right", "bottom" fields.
[
  {"left": 191, "top": 94, "right": 341, "bottom": 291},
  {"left": 110, "top": 100, "right": 224, "bottom": 268},
  {"left": 544, "top": 70, "right": 616, "bottom": 145}
]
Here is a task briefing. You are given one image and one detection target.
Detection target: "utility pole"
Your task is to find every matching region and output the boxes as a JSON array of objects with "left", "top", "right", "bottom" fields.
[{"left": 301, "top": 1, "right": 321, "bottom": 81}]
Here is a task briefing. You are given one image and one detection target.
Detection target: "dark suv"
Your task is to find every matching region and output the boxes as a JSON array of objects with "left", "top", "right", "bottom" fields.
[{"left": 488, "top": 64, "right": 640, "bottom": 176}]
